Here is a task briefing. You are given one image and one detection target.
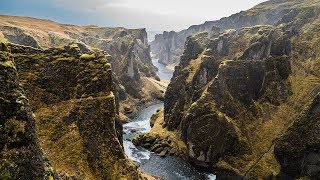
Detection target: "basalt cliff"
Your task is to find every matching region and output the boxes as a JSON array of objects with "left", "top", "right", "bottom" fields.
[
  {"left": 0, "top": 43, "right": 150, "bottom": 179},
  {"left": 0, "top": 15, "right": 162, "bottom": 120},
  {"left": 137, "top": 0, "right": 320, "bottom": 178}
]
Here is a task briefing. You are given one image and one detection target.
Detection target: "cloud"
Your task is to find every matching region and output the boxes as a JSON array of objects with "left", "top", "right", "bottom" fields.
[{"left": 12, "top": 0, "right": 267, "bottom": 31}]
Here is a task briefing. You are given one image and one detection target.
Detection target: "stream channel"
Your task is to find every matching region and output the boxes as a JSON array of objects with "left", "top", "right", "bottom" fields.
[{"left": 123, "top": 55, "right": 216, "bottom": 180}]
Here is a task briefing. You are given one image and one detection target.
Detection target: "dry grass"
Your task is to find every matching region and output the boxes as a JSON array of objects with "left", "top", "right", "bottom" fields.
[{"left": 35, "top": 100, "right": 96, "bottom": 179}]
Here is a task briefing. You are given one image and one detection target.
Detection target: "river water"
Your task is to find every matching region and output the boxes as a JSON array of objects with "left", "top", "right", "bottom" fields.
[{"left": 122, "top": 56, "right": 216, "bottom": 179}]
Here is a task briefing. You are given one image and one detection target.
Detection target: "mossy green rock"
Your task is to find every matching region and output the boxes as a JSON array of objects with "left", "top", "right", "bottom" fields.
[
  {"left": 163, "top": 4, "right": 320, "bottom": 177},
  {"left": 2, "top": 43, "right": 142, "bottom": 179},
  {"left": 0, "top": 16, "right": 158, "bottom": 109},
  {"left": 0, "top": 43, "right": 55, "bottom": 179},
  {"left": 274, "top": 94, "right": 320, "bottom": 179}
]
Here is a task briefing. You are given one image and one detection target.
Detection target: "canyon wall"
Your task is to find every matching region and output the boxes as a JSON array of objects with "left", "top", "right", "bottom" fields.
[
  {"left": 0, "top": 16, "right": 161, "bottom": 118},
  {"left": 0, "top": 43, "right": 55, "bottom": 179},
  {"left": 139, "top": 0, "right": 320, "bottom": 178},
  {"left": 0, "top": 43, "right": 145, "bottom": 179}
]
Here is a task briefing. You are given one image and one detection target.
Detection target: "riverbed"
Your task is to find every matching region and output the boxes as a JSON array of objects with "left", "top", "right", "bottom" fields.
[{"left": 122, "top": 55, "right": 216, "bottom": 179}]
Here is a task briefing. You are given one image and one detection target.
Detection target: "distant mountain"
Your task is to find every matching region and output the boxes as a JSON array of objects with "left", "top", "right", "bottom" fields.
[
  {"left": 150, "top": 0, "right": 310, "bottom": 65},
  {"left": 147, "top": 30, "right": 163, "bottom": 42}
]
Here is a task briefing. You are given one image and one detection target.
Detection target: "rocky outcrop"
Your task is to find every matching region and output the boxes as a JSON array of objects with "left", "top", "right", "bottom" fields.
[
  {"left": 150, "top": 0, "right": 309, "bottom": 65},
  {"left": 0, "top": 43, "right": 55, "bottom": 179},
  {"left": 0, "top": 15, "right": 158, "bottom": 118},
  {"left": 165, "top": 25, "right": 292, "bottom": 131},
  {"left": 162, "top": 25, "right": 294, "bottom": 174},
  {"left": 144, "top": 1, "right": 320, "bottom": 178},
  {"left": 275, "top": 94, "right": 320, "bottom": 179},
  {"left": 1, "top": 43, "right": 144, "bottom": 179}
]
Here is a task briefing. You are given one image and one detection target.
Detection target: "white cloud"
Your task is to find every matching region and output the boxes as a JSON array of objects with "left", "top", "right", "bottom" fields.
[{"left": 51, "top": 0, "right": 267, "bottom": 31}]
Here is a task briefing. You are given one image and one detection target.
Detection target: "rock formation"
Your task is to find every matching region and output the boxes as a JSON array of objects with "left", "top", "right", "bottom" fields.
[
  {"left": 275, "top": 93, "right": 320, "bottom": 179},
  {"left": 138, "top": 0, "right": 320, "bottom": 178},
  {"left": 0, "top": 43, "right": 55, "bottom": 179},
  {"left": 0, "top": 15, "right": 161, "bottom": 119},
  {"left": 0, "top": 43, "right": 146, "bottom": 179}
]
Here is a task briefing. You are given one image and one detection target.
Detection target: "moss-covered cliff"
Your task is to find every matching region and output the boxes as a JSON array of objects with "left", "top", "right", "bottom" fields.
[
  {"left": 139, "top": 1, "right": 320, "bottom": 178},
  {"left": 0, "top": 43, "right": 146, "bottom": 179},
  {"left": 0, "top": 15, "right": 160, "bottom": 119},
  {"left": 0, "top": 43, "right": 55, "bottom": 179},
  {"left": 275, "top": 93, "right": 320, "bottom": 178}
]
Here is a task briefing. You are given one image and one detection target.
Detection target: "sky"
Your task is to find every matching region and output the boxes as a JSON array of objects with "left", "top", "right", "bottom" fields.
[{"left": 0, "top": 0, "right": 266, "bottom": 31}]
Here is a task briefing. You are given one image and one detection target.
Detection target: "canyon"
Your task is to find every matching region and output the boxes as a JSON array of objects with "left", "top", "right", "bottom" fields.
[
  {"left": 0, "top": 0, "right": 320, "bottom": 179},
  {"left": 139, "top": 0, "right": 320, "bottom": 179},
  {"left": 0, "top": 15, "right": 164, "bottom": 121}
]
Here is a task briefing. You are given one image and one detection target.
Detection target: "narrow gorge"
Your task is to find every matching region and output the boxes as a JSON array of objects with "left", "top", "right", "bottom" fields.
[{"left": 0, "top": 0, "right": 320, "bottom": 179}]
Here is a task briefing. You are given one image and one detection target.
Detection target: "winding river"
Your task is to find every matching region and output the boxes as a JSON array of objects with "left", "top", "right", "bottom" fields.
[{"left": 122, "top": 55, "right": 216, "bottom": 179}]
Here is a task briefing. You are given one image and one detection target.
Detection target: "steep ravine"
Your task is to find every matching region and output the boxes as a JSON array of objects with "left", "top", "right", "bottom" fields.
[
  {"left": 123, "top": 55, "right": 216, "bottom": 180},
  {"left": 137, "top": 0, "right": 320, "bottom": 178},
  {"left": 0, "top": 15, "right": 162, "bottom": 121}
]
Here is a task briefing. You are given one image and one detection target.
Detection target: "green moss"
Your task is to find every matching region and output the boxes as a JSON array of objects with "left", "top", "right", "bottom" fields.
[
  {"left": 55, "top": 57, "right": 75, "bottom": 62},
  {"left": 0, "top": 159, "right": 13, "bottom": 180},
  {"left": 104, "top": 63, "right": 111, "bottom": 69},
  {"left": 4, "top": 118, "right": 26, "bottom": 142},
  {"left": 0, "top": 61, "right": 16, "bottom": 70},
  {"left": 70, "top": 44, "right": 79, "bottom": 49},
  {"left": 0, "top": 52, "right": 8, "bottom": 61},
  {"left": 80, "top": 53, "right": 96, "bottom": 61},
  {"left": 92, "top": 76, "right": 99, "bottom": 81},
  {"left": 191, "top": 102, "right": 197, "bottom": 109},
  {"left": 0, "top": 37, "right": 8, "bottom": 43}
]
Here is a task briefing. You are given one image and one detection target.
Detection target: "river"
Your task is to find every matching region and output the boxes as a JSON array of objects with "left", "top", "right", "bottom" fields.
[{"left": 122, "top": 55, "right": 216, "bottom": 179}]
